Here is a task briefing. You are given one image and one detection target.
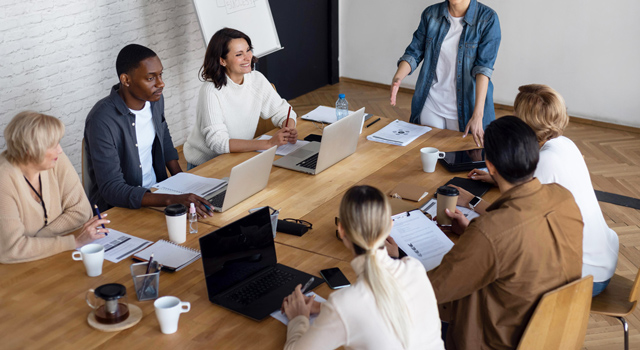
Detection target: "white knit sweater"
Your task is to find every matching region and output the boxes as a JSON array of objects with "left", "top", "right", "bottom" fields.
[{"left": 183, "top": 71, "right": 297, "bottom": 165}]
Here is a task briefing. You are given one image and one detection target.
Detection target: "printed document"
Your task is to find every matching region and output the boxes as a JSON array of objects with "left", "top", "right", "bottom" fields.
[
  {"left": 152, "top": 172, "right": 227, "bottom": 198},
  {"left": 270, "top": 292, "right": 327, "bottom": 325},
  {"left": 255, "top": 135, "right": 310, "bottom": 156},
  {"left": 301, "top": 106, "right": 355, "bottom": 124},
  {"left": 389, "top": 210, "right": 453, "bottom": 271},
  {"left": 88, "top": 229, "right": 153, "bottom": 263},
  {"left": 367, "top": 120, "right": 431, "bottom": 146}
]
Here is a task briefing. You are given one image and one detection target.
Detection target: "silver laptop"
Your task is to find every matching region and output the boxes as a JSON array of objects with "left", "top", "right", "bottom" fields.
[
  {"left": 273, "top": 108, "right": 365, "bottom": 175},
  {"left": 206, "top": 146, "right": 277, "bottom": 212}
]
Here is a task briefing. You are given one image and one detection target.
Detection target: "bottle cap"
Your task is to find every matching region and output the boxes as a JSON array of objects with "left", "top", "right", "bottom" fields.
[
  {"left": 338, "top": 93, "right": 345, "bottom": 99},
  {"left": 189, "top": 203, "right": 196, "bottom": 214}
]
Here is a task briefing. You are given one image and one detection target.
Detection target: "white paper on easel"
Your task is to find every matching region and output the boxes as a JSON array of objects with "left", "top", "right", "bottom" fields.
[{"left": 389, "top": 210, "right": 454, "bottom": 271}]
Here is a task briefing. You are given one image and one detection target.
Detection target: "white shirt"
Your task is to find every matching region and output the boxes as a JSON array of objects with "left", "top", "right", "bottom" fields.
[
  {"left": 130, "top": 101, "right": 156, "bottom": 188},
  {"left": 183, "top": 71, "right": 296, "bottom": 166},
  {"left": 421, "top": 14, "right": 464, "bottom": 125},
  {"left": 535, "top": 136, "right": 619, "bottom": 282},
  {"left": 285, "top": 249, "right": 444, "bottom": 350}
]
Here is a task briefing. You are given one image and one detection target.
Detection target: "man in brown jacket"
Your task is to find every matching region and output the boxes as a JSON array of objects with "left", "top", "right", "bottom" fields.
[{"left": 428, "top": 116, "right": 584, "bottom": 350}]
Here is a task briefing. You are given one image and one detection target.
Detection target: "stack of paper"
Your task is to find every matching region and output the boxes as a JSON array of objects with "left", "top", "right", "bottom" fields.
[
  {"left": 152, "top": 172, "right": 226, "bottom": 198},
  {"left": 301, "top": 106, "right": 355, "bottom": 124},
  {"left": 367, "top": 120, "right": 431, "bottom": 146},
  {"left": 255, "top": 135, "right": 310, "bottom": 156}
]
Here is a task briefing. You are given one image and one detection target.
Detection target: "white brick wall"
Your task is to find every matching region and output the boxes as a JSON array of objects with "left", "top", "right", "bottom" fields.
[{"left": 0, "top": 0, "right": 206, "bottom": 175}]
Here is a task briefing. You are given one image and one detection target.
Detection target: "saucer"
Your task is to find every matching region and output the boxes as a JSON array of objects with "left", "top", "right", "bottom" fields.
[{"left": 87, "top": 304, "right": 143, "bottom": 332}]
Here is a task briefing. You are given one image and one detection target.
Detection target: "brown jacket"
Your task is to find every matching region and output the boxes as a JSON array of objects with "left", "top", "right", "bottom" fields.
[{"left": 428, "top": 178, "right": 583, "bottom": 350}]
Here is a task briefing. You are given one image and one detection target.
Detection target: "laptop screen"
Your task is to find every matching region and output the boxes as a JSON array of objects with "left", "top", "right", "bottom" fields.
[{"left": 199, "top": 207, "right": 276, "bottom": 296}]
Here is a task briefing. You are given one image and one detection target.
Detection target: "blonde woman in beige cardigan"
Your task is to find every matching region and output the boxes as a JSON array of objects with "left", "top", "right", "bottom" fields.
[
  {"left": 281, "top": 185, "right": 444, "bottom": 350},
  {"left": 0, "top": 111, "right": 109, "bottom": 263}
]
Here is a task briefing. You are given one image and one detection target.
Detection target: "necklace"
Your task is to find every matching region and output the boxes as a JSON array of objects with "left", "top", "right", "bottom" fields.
[{"left": 24, "top": 174, "right": 48, "bottom": 226}]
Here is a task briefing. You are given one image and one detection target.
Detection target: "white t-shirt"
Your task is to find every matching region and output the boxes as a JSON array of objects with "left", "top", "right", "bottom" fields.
[
  {"left": 130, "top": 101, "right": 157, "bottom": 189},
  {"left": 420, "top": 14, "right": 464, "bottom": 126},
  {"left": 535, "top": 136, "right": 619, "bottom": 282}
]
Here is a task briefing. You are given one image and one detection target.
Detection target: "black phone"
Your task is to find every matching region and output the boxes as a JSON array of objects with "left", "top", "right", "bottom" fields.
[
  {"left": 304, "top": 134, "right": 322, "bottom": 142},
  {"left": 320, "top": 268, "right": 351, "bottom": 289}
]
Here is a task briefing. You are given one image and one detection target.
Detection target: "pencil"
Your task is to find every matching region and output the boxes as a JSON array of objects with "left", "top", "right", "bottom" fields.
[
  {"left": 285, "top": 106, "right": 291, "bottom": 128},
  {"left": 93, "top": 204, "right": 108, "bottom": 236}
]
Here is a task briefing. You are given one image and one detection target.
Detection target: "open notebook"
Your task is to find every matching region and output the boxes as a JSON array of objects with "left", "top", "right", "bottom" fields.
[{"left": 134, "top": 240, "right": 201, "bottom": 271}]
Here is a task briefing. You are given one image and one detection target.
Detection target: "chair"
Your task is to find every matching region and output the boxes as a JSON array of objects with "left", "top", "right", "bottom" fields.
[
  {"left": 590, "top": 268, "right": 640, "bottom": 350},
  {"left": 517, "top": 276, "right": 593, "bottom": 350},
  {"left": 81, "top": 138, "right": 92, "bottom": 197}
]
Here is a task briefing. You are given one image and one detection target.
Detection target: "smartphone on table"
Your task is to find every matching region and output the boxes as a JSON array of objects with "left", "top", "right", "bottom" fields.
[{"left": 320, "top": 268, "right": 351, "bottom": 290}]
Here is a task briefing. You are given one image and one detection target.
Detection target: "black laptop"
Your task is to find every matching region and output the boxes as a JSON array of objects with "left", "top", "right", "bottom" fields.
[
  {"left": 439, "top": 149, "right": 486, "bottom": 172},
  {"left": 199, "top": 207, "right": 323, "bottom": 320}
]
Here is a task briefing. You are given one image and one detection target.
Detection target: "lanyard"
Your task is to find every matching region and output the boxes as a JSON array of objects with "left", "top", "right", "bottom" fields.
[{"left": 24, "top": 174, "right": 48, "bottom": 226}]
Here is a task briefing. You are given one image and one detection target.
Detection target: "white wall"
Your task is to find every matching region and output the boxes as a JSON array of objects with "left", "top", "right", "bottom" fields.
[
  {"left": 339, "top": 0, "right": 640, "bottom": 128},
  {"left": 0, "top": 0, "right": 205, "bottom": 174}
]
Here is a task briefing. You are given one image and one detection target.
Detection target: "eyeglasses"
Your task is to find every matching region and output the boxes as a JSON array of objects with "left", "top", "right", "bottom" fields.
[{"left": 283, "top": 218, "right": 312, "bottom": 229}]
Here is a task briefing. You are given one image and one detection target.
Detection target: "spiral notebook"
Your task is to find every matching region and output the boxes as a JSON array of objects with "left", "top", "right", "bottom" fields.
[
  {"left": 152, "top": 173, "right": 227, "bottom": 198},
  {"left": 133, "top": 240, "right": 201, "bottom": 271}
]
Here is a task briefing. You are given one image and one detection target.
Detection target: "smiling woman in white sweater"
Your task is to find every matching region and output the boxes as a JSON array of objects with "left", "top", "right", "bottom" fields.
[{"left": 184, "top": 28, "right": 297, "bottom": 167}]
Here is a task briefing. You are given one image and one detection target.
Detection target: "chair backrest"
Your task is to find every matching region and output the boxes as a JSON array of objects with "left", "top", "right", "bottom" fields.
[
  {"left": 517, "top": 275, "right": 593, "bottom": 350},
  {"left": 628, "top": 268, "right": 640, "bottom": 303},
  {"left": 81, "top": 138, "right": 92, "bottom": 197}
]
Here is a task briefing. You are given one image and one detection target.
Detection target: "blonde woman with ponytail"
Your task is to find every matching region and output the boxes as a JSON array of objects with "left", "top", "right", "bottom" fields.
[{"left": 282, "top": 185, "right": 444, "bottom": 350}]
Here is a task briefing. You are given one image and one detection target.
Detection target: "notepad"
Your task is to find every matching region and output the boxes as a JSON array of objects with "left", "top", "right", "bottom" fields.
[
  {"left": 133, "top": 240, "right": 201, "bottom": 271},
  {"left": 152, "top": 172, "right": 227, "bottom": 198},
  {"left": 367, "top": 120, "right": 431, "bottom": 146}
]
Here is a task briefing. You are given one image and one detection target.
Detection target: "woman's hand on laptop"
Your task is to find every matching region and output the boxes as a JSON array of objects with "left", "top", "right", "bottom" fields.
[{"left": 172, "top": 193, "right": 214, "bottom": 217}]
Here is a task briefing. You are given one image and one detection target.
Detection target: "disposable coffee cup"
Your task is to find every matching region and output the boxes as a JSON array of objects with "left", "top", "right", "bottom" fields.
[
  {"left": 72, "top": 243, "right": 105, "bottom": 277},
  {"left": 420, "top": 147, "right": 446, "bottom": 173},
  {"left": 164, "top": 204, "right": 187, "bottom": 244},
  {"left": 154, "top": 296, "right": 191, "bottom": 334},
  {"left": 436, "top": 186, "right": 459, "bottom": 226}
]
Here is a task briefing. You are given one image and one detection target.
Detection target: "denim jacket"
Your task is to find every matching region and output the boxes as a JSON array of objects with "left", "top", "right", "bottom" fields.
[{"left": 399, "top": 0, "right": 501, "bottom": 130}]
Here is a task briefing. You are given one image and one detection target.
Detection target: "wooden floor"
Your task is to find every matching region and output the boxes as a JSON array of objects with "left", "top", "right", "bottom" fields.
[
  {"left": 289, "top": 80, "right": 640, "bottom": 350},
  {"left": 177, "top": 79, "right": 640, "bottom": 349}
]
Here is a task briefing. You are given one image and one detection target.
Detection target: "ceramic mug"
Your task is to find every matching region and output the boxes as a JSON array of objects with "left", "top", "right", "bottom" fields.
[
  {"left": 72, "top": 243, "right": 104, "bottom": 277},
  {"left": 154, "top": 296, "right": 191, "bottom": 334}
]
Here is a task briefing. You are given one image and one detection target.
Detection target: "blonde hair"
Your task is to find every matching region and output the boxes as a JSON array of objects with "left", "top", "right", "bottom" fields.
[
  {"left": 2, "top": 111, "right": 65, "bottom": 165},
  {"left": 339, "top": 185, "right": 411, "bottom": 348},
  {"left": 514, "top": 84, "right": 568, "bottom": 143}
]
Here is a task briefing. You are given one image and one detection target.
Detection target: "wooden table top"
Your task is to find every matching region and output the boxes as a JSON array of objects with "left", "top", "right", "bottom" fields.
[{"left": 0, "top": 116, "right": 499, "bottom": 349}]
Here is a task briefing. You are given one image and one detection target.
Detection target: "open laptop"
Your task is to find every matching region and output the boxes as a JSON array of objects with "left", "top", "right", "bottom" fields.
[
  {"left": 200, "top": 207, "right": 324, "bottom": 320},
  {"left": 273, "top": 107, "right": 365, "bottom": 175},
  {"left": 206, "top": 146, "right": 276, "bottom": 212}
]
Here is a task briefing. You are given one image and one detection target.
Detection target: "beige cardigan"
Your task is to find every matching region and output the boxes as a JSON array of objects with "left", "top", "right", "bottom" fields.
[
  {"left": 285, "top": 249, "right": 445, "bottom": 350},
  {"left": 0, "top": 152, "right": 91, "bottom": 263}
]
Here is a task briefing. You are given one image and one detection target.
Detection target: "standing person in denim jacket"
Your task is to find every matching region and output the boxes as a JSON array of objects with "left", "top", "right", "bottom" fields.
[{"left": 390, "top": 0, "right": 500, "bottom": 147}]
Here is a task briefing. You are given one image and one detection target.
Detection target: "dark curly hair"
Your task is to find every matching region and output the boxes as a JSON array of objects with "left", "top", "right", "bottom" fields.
[{"left": 200, "top": 28, "right": 258, "bottom": 89}]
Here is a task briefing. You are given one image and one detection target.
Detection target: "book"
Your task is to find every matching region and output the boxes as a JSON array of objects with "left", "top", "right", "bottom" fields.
[
  {"left": 152, "top": 172, "right": 226, "bottom": 198},
  {"left": 133, "top": 240, "right": 201, "bottom": 271},
  {"left": 388, "top": 183, "right": 429, "bottom": 202},
  {"left": 366, "top": 120, "right": 431, "bottom": 146}
]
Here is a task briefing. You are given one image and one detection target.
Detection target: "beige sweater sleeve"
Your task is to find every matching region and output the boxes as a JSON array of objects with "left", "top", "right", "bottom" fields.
[
  {"left": 0, "top": 153, "right": 88, "bottom": 264},
  {"left": 284, "top": 301, "right": 348, "bottom": 350}
]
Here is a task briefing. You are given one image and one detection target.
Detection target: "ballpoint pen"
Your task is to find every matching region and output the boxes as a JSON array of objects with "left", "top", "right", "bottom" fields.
[
  {"left": 93, "top": 204, "right": 108, "bottom": 236},
  {"left": 366, "top": 118, "right": 381, "bottom": 128},
  {"left": 301, "top": 277, "right": 315, "bottom": 294}
]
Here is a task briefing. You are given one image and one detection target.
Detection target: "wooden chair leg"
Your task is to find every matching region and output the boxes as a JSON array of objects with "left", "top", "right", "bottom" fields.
[{"left": 615, "top": 316, "right": 629, "bottom": 350}]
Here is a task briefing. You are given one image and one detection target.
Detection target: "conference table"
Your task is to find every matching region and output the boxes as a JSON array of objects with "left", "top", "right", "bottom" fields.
[{"left": 0, "top": 116, "right": 498, "bottom": 349}]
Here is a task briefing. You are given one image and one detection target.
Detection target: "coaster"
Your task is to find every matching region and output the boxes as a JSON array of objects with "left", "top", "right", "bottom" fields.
[{"left": 87, "top": 304, "right": 143, "bottom": 332}]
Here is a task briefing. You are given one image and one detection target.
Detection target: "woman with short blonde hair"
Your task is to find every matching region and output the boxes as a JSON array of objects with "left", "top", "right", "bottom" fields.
[
  {"left": 281, "top": 186, "right": 444, "bottom": 349},
  {"left": 513, "top": 84, "right": 569, "bottom": 143},
  {"left": 0, "top": 111, "right": 108, "bottom": 263}
]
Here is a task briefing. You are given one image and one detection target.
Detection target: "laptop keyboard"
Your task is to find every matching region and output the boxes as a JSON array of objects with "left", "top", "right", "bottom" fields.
[
  {"left": 208, "top": 190, "right": 227, "bottom": 208},
  {"left": 227, "top": 268, "right": 294, "bottom": 306},
  {"left": 296, "top": 153, "right": 318, "bottom": 170}
]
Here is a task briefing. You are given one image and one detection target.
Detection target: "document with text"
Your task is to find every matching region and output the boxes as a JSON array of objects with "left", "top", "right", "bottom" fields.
[
  {"left": 152, "top": 172, "right": 227, "bottom": 198},
  {"left": 255, "top": 135, "right": 310, "bottom": 156},
  {"left": 389, "top": 210, "right": 453, "bottom": 271},
  {"left": 88, "top": 229, "right": 152, "bottom": 263}
]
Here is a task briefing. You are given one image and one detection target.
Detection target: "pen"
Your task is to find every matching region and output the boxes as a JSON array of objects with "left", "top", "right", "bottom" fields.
[
  {"left": 285, "top": 106, "right": 292, "bottom": 128},
  {"left": 366, "top": 118, "right": 381, "bottom": 128},
  {"left": 93, "top": 204, "right": 108, "bottom": 236},
  {"left": 146, "top": 253, "right": 154, "bottom": 274},
  {"left": 301, "top": 277, "right": 315, "bottom": 294}
]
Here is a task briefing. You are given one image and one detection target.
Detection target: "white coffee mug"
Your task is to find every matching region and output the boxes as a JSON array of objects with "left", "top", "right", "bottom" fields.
[
  {"left": 72, "top": 243, "right": 104, "bottom": 277},
  {"left": 154, "top": 296, "right": 191, "bottom": 334},
  {"left": 164, "top": 204, "right": 187, "bottom": 244},
  {"left": 420, "top": 147, "right": 446, "bottom": 173}
]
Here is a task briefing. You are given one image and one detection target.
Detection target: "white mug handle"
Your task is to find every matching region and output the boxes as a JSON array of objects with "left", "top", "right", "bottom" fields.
[
  {"left": 181, "top": 301, "right": 191, "bottom": 313},
  {"left": 437, "top": 152, "right": 446, "bottom": 159},
  {"left": 72, "top": 251, "right": 83, "bottom": 261}
]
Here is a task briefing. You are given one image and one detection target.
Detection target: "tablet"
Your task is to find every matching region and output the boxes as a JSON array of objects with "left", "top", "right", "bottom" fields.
[{"left": 438, "top": 149, "right": 486, "bottom": 172}]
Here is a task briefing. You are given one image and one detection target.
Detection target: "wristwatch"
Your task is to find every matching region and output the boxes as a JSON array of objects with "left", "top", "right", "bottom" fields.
[{"left": 468, "top": 196, "right": 482, "bottom": 210}]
